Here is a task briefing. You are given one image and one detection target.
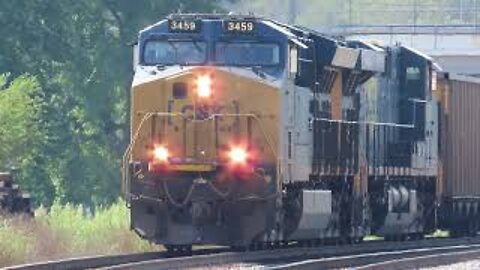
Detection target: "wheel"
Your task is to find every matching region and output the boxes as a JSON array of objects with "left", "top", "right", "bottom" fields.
[
  {"left": 165, "top": 245, "right": 192, "bottom": 256},
  {"left": 181, "top": 245, "right": 192, "bottom": 255},
  {"left": 408, "top": 233, "right": 424, "bottom": 241},
  {"left": 231, "top": 245, "right": 249, "bottom": 252}
]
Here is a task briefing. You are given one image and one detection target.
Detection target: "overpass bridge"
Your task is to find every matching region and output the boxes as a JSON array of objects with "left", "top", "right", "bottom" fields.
[{"left": 318, "top": 24, "right": 480, "bottom": 76}]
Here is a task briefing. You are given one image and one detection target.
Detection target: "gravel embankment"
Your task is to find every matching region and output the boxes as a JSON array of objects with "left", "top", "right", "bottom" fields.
[{"left": 421, "top": 258, "right": 480, "bottom": 269}]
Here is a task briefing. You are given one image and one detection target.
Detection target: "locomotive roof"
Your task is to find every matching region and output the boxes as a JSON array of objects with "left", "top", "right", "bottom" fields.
[
  {"left": 165, "top": 13, "right": 338, "bottom": 41},
  {"left": 139, "top": 13, "right": 315, "bottom": 49},
  {"left": 139, "top": 13, "right": 344, "bottom": 50},
  {"left": 167, "top": 13, "right": 261, "bottom": 21},
  {"left": 137, "top": 13, "right": 439, "bottom": 73}
]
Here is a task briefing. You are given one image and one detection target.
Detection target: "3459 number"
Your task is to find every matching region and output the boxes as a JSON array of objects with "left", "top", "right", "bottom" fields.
[
  {"left": 226, "top": 21, "right": 255, "bottom": 33},
  {"left": 168, "top": 20, "right": 199, "bottom": 32}
]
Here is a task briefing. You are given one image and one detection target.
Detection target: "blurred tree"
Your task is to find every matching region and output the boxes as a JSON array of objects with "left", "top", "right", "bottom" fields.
[{"left": 0, "top": 74, "right": 54, "bottom": 203}]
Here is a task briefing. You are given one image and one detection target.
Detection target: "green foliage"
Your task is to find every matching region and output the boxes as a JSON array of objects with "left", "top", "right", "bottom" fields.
[
  {"left": 0, "top": 201, "right": 157, "bottom": 268},
  {"left": 0, "top": 74, "right": 44, "bottom": 166},
  {"left": 0, "top": 0, "right": 224, "bottom": 206},
  {"left": 0, "top": 74, "right": 55, "bottom": 202}
]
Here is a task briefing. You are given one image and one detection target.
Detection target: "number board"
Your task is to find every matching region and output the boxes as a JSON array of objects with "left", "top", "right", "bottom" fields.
[
  {"left": 224, "top": 20, "right": 256, "bottom": 34},
  {"left": 168, "top": 19, "right": 201, "bottom": 33}
]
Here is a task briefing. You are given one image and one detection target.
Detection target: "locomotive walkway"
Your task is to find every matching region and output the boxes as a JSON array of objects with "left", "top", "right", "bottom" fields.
[{"left": 5, "top": 237, "right": 480, "bottom": 270}]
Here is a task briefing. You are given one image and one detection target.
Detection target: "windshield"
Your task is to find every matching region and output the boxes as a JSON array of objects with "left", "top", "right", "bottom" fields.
[
  {"left": 143, "top": 40, "right": 207, "bottom": 65},
  {"left": 215, "top": 42, "right": 280, "bottom": 66}
]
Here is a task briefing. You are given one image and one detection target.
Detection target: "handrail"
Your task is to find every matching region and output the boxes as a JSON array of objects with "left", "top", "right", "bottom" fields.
[
  {"left": 122, "top": 111, "right": 278, "bottom": 201},
  {"left": 320, "top": 24, "right": 480, "bottom": 36}
]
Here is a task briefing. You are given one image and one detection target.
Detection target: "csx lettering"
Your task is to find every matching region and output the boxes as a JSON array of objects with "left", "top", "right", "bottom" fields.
[{"left": 181, "top": 104, "right": 226, "bottom": 120}]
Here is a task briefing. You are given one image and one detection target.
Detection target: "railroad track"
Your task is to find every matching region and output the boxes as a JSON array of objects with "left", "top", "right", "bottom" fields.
[
  {"left": 267, "top": 244, "right": 480, "bottom": 269},
  {"left": 5, "top": 237, "right": 480, "bottom": 270},
  {"left": 2, "top": 248, "right": 227, "bottom": 270}
]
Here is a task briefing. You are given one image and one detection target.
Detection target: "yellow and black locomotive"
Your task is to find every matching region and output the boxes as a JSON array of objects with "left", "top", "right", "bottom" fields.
[{"left": 124, "top": 14, "right": 479, "bottom": 252}]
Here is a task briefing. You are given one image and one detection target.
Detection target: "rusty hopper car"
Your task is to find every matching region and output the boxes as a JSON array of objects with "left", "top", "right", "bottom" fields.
[{"left": 436, "top": 74, "right": 480, "bottom": 235}]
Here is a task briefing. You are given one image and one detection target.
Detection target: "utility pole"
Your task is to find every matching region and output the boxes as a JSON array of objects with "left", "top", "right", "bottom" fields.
[
  {"left": 413, "top": 0, "right": 417, "bottom": 26},
  {"left": 349, "top": 0, "right": 352, "bottom": 25},
  {"left": 460, "top": 0, "right": 464, "bottom": 22},
  {"left": 475, "top": 0, "right": 478, "bottom": 31},
  {"left": 288, "top": 0, "right": 297, "bottom": 25},
  {"left": 413, "top": 0, "right": 418, "bottom": 34}
]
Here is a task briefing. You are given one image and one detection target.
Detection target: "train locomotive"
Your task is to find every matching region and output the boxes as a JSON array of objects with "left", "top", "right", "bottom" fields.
[{"left": 123, "top": 14, "right": 480, "bottom": 251}]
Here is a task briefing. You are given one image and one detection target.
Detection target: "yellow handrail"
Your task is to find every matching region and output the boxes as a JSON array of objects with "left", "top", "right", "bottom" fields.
[{"left": 121, "top": 111, "right": 278, "bottom": 201}]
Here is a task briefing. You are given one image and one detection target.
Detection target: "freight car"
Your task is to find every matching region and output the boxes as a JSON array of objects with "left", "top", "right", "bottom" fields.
[
  {"left": 436, "top": 74, "right": 480, "bottom": 236},
  {"left": 122, "top": 13, "right": 480, "bottom": 252},
  {"left": 0, "top": 171, "right": 33, "bottom": 215}
]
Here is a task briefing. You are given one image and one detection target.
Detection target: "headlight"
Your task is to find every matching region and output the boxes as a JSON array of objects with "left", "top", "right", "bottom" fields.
[
  {"left": 228, "top": 146, "right": 248, "bottom": 165},
  {"left": 196, "top": 75, "right": 212, "bottom": 98},
  {"left": 153, "top": 145, "right": 169, "bottom": 163}
]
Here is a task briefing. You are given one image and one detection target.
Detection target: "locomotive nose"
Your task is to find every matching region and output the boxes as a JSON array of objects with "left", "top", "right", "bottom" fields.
[
  {"left": 128, "top": 64, "right": 281, "bottom": 246},
  {"left": 131, "top": 67, "right": 280, "bottom": 171}
]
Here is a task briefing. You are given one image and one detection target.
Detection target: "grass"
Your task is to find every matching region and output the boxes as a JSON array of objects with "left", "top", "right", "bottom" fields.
[
  {"left": 363, "top": 230, "right": 450, "bottom": 242},
  {"left": 0, "top": 200, "right": 159, "bottom": 268},
  {"left": 429, "top": 230, "right": 450, "bottom": 238},
  {"left": 0, "top": 221, "right": 32, "bottom": 266},
  {"left": 363, "top": 235, "right": 383, "bottom": 241}
]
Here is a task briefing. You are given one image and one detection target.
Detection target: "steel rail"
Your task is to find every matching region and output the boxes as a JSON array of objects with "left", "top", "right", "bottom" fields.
[
  {"left": 268, "top": 245, "right": 480, "bottom": 269},
  {"left": 354, "top": 248, "right": 480, "bottom": 270},
  {"left": 2, "top": 247, "right": 229, "bottom": 270},
  {"left": 2, "top": 252, "right": 167, "bottom": 270},
  {"left": 93, "top": 237, "right": 480, "bottom": 270}
]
